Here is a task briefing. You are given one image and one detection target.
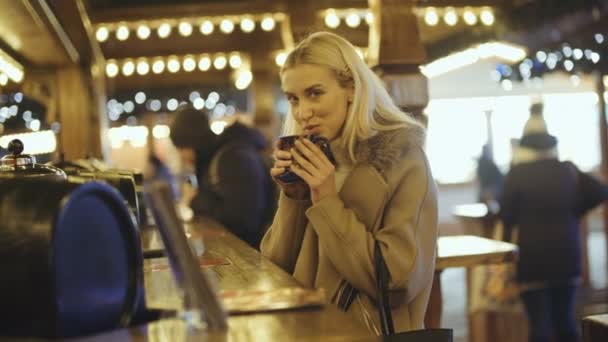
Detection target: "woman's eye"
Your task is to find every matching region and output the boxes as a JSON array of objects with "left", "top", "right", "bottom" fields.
[
  {"left": 287, "top": 96, "right": 298, "bottom": 105},
  {"left": 309, "top": 90, "right": 323, "bottom": 98}
]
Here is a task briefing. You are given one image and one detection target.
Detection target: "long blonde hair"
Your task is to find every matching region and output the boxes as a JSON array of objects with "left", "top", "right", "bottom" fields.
[{"left": 280, "top": 31, "right": 424, "bottom": 163}]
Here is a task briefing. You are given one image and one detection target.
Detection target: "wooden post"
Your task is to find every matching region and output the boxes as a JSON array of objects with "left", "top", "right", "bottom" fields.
[
  {"left": 368, "top": 0, "right": 437, "bottom": 328},
  {"left": 368, "top": 0, "right": 429, "bottom": 121},
  {"left": 55, "top": 65, "right": 104, "bottom": 160}
]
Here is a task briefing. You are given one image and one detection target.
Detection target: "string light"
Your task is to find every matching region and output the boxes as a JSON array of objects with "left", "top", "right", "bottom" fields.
[
  {"left": 96, "top": 26, "right": 109, "bottom": 42},
  {"left": 105, "top": 60, "right": 119, "bottom": 78},
  {"left": 200, "top": 20, "right": 214, "bottom": 35},
  {"left": 229, "top": 53, "right": 242, "bottom": 68},
  {"left": 424, "top": 8, "right": 439, "bottom": 26},
  {"left": 261, "top": 16, "right": 275, "bottom": 31},
  {"left": 167, "top": 56, "right": 181, "bottom": 73},
  {"left": 198, "top": 55, "right": 211, "bottom": 71},
  {"left": 116, "top": 24, "right": 130, "bottom": 40},
  {"left": 275, "top": 51, "right": 287, "bottom": 67},
  {"left": 345, "top": 12, "right": 361, "bottom": 28},
  {"left": 178, "top": 21, "right": 193, "bottom": 36},
  {"left": 137, "top": 24, "right": 151, "bottom": 39},
  {"left": 183, "top": 55, "right": 197, "bottom": 72},
  {"left": 157, "top": 23, "right": 172, "bottom": 38},
  {"left": 443, "top": 7, "right": 458, "bottom": 26},
  {"left": 325, "top": 9, "right": 340, "bottom": 29},
  {"left": 214, "top": 55, "right": 227, "bottom": 69},
  {"left": 136, "top": 59, "right": 150, "bottom": 75},
  {"left": 152, "top": 59, "right": 165, "bottom": 74},
  {"left": 220, "top": 19, "right": 234, "bottom": 34},
  {"left": 240, "top": 17, "right": 255, "bottom": 33},
  {"left": 463, "top": 9, "right": 477, "bottom": 25},
  {"left": 122, "top": 60, "right": 135, "bottom": 76},
  {"left": 480, "top": 8, "right": 495, "bottom": 26}
]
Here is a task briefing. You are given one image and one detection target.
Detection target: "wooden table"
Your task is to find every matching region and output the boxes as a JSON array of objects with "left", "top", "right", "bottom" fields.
[
  {"left": 582, "top": 314, "right": 608, "bottom": 342},
  {"left": 425, "top": 235, "right": 518, "bottom": 332},
  {"left": 0, "top": 219, "right": 375, "bottom": 341}
]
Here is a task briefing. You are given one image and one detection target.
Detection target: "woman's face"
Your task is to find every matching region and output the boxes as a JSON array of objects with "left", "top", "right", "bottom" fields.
[{"left": 281, "top": 64, "right": 353, "bottom": 140}]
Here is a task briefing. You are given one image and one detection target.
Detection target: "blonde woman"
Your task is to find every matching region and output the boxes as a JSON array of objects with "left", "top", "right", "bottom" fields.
[{"left": 260, "top": 32, "right": 438, "bottom": 333}]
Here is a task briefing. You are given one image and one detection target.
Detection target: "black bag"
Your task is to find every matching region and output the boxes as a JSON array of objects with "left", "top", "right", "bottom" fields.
[{"left": 374, "top": 241, "right": 453, "bottom": 342}]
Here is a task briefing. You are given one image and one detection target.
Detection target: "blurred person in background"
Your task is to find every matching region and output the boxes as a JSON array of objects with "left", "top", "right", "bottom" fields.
[
  {"left": 169, "top": 106, "right": 275, "bottom": 248},
  {"left": 476, "top": 143, "right": 504, "bottom": 204},
  {"left": 261, "top": 32, "right": 438, "bottom": 333},
  {"left": 499, "top": 102, "right": 608, "bottom": 342},
  {"left": 144, "top": 153, "right": 179, "bottom": 200}
]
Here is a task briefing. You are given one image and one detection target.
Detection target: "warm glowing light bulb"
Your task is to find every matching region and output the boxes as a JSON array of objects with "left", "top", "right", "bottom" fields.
[
  {"left": 214, "top": 55, "right": 227, "bottom": 69},
  {"left": 137, "top": 24, "right": 151, "bottom": 39},
  {"left": 178, "top": 21, "right": 193, "bottom": 36},
  {"left": 116, "top": 25, "right": 130, "bottom": 40},
  {"left": 229, "top": 53, "right": 242, "bottom": 68},
  {"left": 105, "top": 61, "right": 119, "bottom": 78},
  {"left": 183, "top": 56, "right": 196, "bottom": 72},
  {"left": 463, "top": 9, "right": 477, "bottom": 25},
  {"left": 444, "top": 8, "right": 458, "bottom": 26},
  {"left": 122, "top": 60, "right": 135, "bottom": 76},
  {"left": 96, "top": 26, "right": 109, "bottom": 42},
  {"left": 345, "top": 13, "right": 361, "bottom": 28},
  {"left": 424, "top": 8, "right": 439, "bottom": 26},
  {"left": 157, "top": 23, "right": 172, "bottom": 38},
  {"left": 167, "top": 56, "right": 181, "bottom": 73},
  {"left": 136, "top": 59, "right": 149, "bottom": 75},
  {"left": 152, "top": 59, "right": 165, "bottom": 74},
  {"left": 261, "top": 16, "right": 275, "bottom": 31},
  {"left": 240, "top": 17, "right": 255, "bottom": 33},
  {"left": 200, "top": 20, "right": 214, "bottom": 35},
  {"left": 275, "top": 52, "right": 287, "bottom": 67},
  {"left": 325, "top": 9, "right": 340, "bottom": 28},
  {"left": 220, "top": 19, "right": 234, "bottom": 33},
  {"left": 198, "top": 55, "right": 211, "bottom": 71},
  {"left": 480, "top": 8, "right": 495, "bottom": 26}
]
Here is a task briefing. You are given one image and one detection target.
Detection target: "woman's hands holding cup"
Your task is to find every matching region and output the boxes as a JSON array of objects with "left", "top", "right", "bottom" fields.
[{"left": 271, "top": 137, "right": 336, "bottom": 203}]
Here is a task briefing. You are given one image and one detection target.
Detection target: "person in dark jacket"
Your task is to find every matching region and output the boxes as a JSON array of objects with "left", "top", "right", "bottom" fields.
[
  {"left": 170, "top": 107, "right": 275, "bottom": 248},
  {"left": 476, "top": 143, "right": 504, "bottom": 203},
  {"left": 500, "top": 120, "right": 608, "bottom": 342}
]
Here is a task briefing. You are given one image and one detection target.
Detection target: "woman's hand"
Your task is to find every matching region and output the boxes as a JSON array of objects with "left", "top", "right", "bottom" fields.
[
  {"left": 290, "top": 138, "right": 336, "bottom": 203},
  {"left": 270, "top": 142, "right": 310, "bottom": 199}
]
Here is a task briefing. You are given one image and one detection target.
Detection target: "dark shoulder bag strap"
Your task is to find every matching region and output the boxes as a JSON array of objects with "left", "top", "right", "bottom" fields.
[
  {"left": 375, "top": 240, "right": 453, "bottom": 342},
  {"left": 375, "top": 240, "right": 395, "bottom": 335}
]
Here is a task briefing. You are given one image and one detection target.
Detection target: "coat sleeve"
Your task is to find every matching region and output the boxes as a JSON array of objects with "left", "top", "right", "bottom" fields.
[
  {"left": 260, "top": 192, "right": 311, "bottom": 273},
  {"left": 577, "top": 169, "right": 608, "bottom": 216},
  {"left": 304, "top": 147, "right": 438, "bottom": 301},
  {"left": 498, "top": 170, "right": 519, "bottom": 242}
]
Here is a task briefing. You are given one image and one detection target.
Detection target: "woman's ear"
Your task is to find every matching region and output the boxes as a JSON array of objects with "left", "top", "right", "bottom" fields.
[{"left": 347, "top": 86, "right": 355, "bottom": 104}]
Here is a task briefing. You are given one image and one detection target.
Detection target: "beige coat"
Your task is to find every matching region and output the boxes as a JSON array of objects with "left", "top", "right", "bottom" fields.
[{"left": 261, "top": 127, "right": 438, "bottom": 333}]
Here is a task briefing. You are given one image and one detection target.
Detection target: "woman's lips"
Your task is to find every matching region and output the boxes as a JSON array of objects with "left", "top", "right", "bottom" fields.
[{"left": 304, "top": 125, "right": 320, "bottom": 135}]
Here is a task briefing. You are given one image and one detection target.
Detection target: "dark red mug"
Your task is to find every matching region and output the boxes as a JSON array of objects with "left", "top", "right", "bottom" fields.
[{"left": 275, "top": 134, "right": 336, "bottom": 184}]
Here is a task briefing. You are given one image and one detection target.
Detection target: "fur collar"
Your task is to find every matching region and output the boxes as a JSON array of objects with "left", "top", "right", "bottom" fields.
[{"left": 355, "top": 125, "right": 425, "bottom": 172}]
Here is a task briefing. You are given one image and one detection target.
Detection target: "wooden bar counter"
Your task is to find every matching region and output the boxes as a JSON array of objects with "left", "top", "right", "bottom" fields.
[{"left": 81, "top": 219, "right": 375, "bottom": 342}]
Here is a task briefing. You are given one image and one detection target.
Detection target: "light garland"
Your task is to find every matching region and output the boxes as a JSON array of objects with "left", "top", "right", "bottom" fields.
[
  {"left": 105, "top": 52, "right": 250, "bottom": 78},
  {"left": 320, "top": 7, "right": 496, "bottom": 29},
  {"left": 95, "top": 13, "right": 286, "bottom": 42}
]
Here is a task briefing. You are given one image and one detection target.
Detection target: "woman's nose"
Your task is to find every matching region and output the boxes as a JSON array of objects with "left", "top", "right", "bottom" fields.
[{"left": 297, "top": 104, "right": 313, "bottom": 122}]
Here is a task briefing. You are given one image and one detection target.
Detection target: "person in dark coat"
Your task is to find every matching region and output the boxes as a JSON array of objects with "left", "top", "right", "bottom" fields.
[
  {"left": 499, "top": 116, "right": 608, "bottom": 342},
  {"left": 476, "top": 144, "right": 504, "bottom": 203},
  {"left": 170, "top": 107, "right": 275, "bottom": 248}
]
